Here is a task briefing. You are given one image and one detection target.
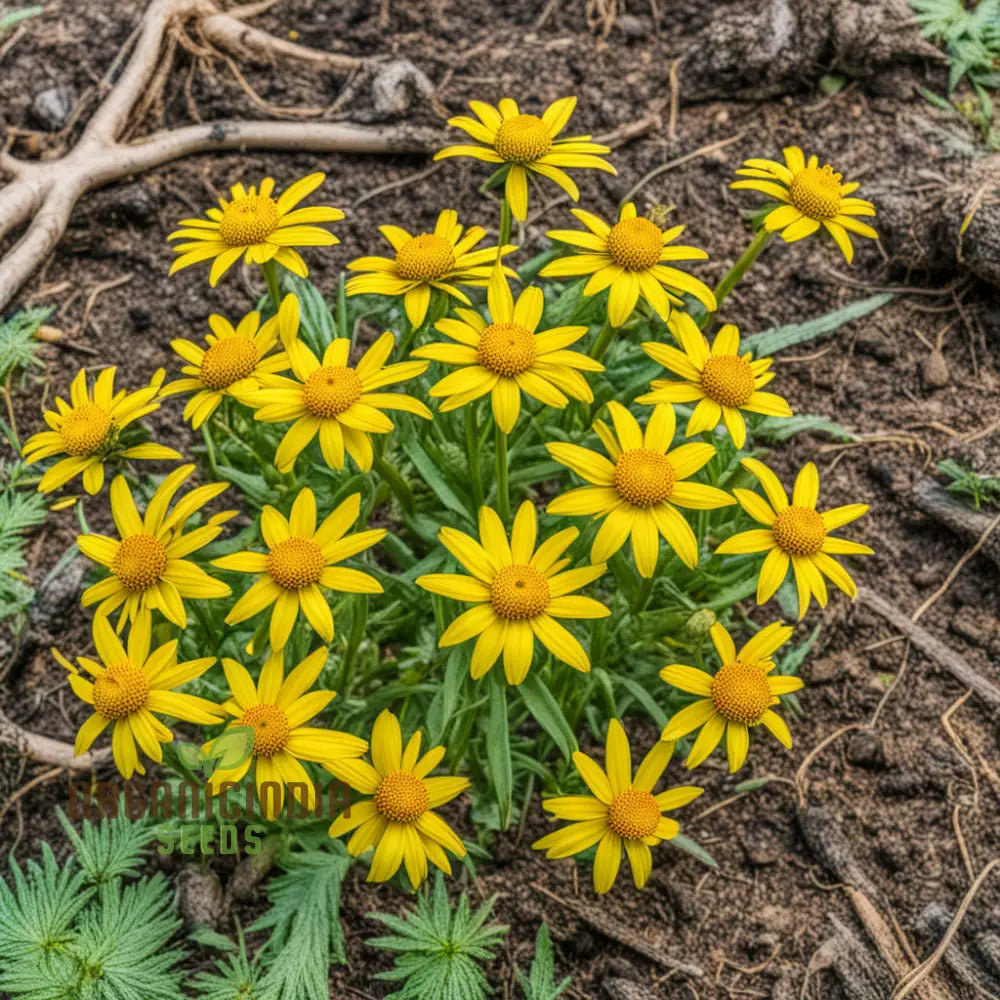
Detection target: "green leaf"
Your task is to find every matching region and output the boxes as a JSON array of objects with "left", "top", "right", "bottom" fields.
[
  {"left": 670, "top": 833, "right": 717, "bottom": 868},
  {"left": 401, "top": 437, "right": 471, "bottom": 520},
  {"left": 615, "top": 676, "right": 668, "bottom": 730},
  {"left": 205, "top": 726, "right": 255, "bottom": 770},
  {"left": 0, "top": 7, "right": 43, "bottom": 32},
  {"left": 754, "top": 414, "right": 859, "bottom": 443},
  {"left": 426, "top": 648, "right": 465, "bottom": 745},
  {"left": 518, "top": 673, "right": 578, "bottom": 761},
  {"left": 487, "top": 672, "right": 513, "bottom": 829},
  {"left": 743, "top": 293, "right": 893, "bottom": 356}
]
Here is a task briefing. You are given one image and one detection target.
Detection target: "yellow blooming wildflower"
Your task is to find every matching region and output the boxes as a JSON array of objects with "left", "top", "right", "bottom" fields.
[
  {"left": 547, "top": 402, "right": 734, "bottom": 577},
  {"left": 412, "top": 267, "right": 601, "bottom": 433},
  {"left": 22, "top": 367, "right": 179, "bottom": 495},
  {"left": 54, "top": 613, "right": 222, "bottom": 778},
  {"left": 532, "top": 719, "right": 702, "bottom": 894},
  {"left": 661, "top": 621, "right": 803, "bottom": 773},
  {"left": 213, "top": 489, "right": 385, "bottom": 652},
  {"left": 637, "top": 312, "right": 792, "bottom": 449},
  {"left": 731, "top": 147, "right": 877, "bottom": 262},
  {"left": 416, "top": 501, "right": 609, "bottom": 684},
  {"left": 716, "top": 459, "right": 872, "bottom": 619},
  {"left": 540, "top": 203, "right": 716, "bottom": 327},
  {"left": 434, "top": 96, "right": 616, "bottom": 221},
  {"left": 327, "top": 709, "right": 470, "bottom": 887},
  {"left": 77, "top": 465, "right": 232, "bottom": 630},
  {"left": 205, "top": 646, "right": 367, "bottom": 819},
  {"left": 247, "top": 331, "right": 430, "bottom": 473},
  {"left": 161, "top": 306, "right": 292, "bottom": 430},
  {"left": 167, "top": 173, "right": 344, "bottom": 285},
  {"left": 345, "top": 209, "right": 518, "bottom": 328}
]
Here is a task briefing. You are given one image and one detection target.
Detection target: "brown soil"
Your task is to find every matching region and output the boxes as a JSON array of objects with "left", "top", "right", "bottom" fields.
[{"left": 2, "top": 2, "right": 999, "bottom": 999}]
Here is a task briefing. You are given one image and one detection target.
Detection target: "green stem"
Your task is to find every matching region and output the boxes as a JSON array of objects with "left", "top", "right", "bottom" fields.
[
  {"left": 494, "top": 425, "right": 510, "bottom": 522},
  {"left": 590, "top": 318, "right": 616, "bottom": 363},
  {"left": 631, "top": 572, "right": 655, "bottom": 615},
  {"left": 261, "top": 259, "right": 282, "bottom": 313},
  {"left": 373, "top": 455, "right": 415, "bottom": 517},
  {"left": 337, "top": 595, "right": 368, "bottom": 695},
  {"left": 465, "top": 405, "right": 484, "bottom": 510},
  {"left": 498, "top": 197, "right": 512, "bottom": 255},
  {"left": 700, "top": 229, "right": 771, "bottom": 329}
]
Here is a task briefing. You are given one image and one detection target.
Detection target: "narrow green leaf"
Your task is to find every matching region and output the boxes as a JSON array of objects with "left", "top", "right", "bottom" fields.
[
  {"left": 518, "top": 674, "right": 578, "bottom": 761},
  {"left": 487, "top": 672, "right": 513, "bottom": 829},
  {"left": 402, "top": 437, "right": 471, "bottom": 520},
  {"left": 670, "top": 833, "right": 718, "bottom": 868}
]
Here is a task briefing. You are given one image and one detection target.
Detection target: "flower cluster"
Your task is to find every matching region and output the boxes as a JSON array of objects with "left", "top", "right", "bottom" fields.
[{"left": 22, "top": 96, "right": 879, "bottom": 895}]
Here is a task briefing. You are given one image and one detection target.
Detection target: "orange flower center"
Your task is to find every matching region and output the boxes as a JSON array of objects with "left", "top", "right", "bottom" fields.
[
  {"left": 605, "top": 217, "right": 663, "bottom": 271},
  {"left": 477, "top": 322, "right": 537, "bottom": 376},
  {"left": 699, "top": 355, "right": 756, "bottom": 408},
  {"left": 375, "top": 770, "right": 429, "bottom": 823},
  {"left": 772, "top": 506, "right": 826, "bottom": 556},
  {"left": 614, "top": 449, "right": 676, "bottom": 508},
  {"left": 111, "top": 533, "right": 167, "bottom": 591},
  {"left": 200, "top": 337, "right": 259, "bottom": 390},
  {"left": 218, "top": 194, "right": 280, "bottom": 246},
  {"left": 238, "top": 703, "right": 290, "bottom": 757},
  {"left": 302, "top": 365, "right": 363, "bottom": 417},
  {"left": 60, "top": 403, "right": 112, "bottom": 456},
  {"left": 395, "top": 233, "right": 456, "bottom": 281},
  {"left": 490, "top": 564, "right": 550, "bottom": 620},
  {"left": 266, "top": 536, "right": 325, "bottom": 589},
  {"left": 607, "top": 787, "right": 661, "bottom": 840},
  {"left": 93, "top": 660, "right": 149, "bottom": 720},
  {"left": 789, "top": 165, "right": 842, "bottom": 220},
  {"left": 493, "top": 113, "right": 552, "bottom": 163},
  {"left": 711, "top": 661, "right": 772, "bottom": 725}
]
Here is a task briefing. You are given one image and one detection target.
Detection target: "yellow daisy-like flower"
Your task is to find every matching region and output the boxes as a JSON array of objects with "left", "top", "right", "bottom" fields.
[
  {"left": 546, "top": 402, "right": 734, "bottom": 578},
  {"left": 77, "top": 465, "right": 232, "bottom": 630},
  {"left": 731, "top": 147, "right": 877, "bottom": 263},
  {"left": 716, "top": 459, "right": 872, "bottom": 619},
  {"left": 326, "top": 709, "right": 470, "bottom": 887},
  {"left": 167, "top": 173, "right": 344, "bottom": 286},
  {"left": 54, "top": 613, "right": 222, "bottom": 778},
  {"left": 539, "top": 203, "right": 716, "bottom": 327},
  {"left": 345, "top": 208, "right": 518, "bottom": 328},
  {"left": 213, "top": 488, "right": 385, "bottom": 652},
  {"left": 247, "top": 330, "right": 431, "bottom": 473},
  {"left": 411, "top": 266, "right": 601, "bottom": 434},
  {"left": 161, "top": 305, "right": 292, "bottom": 430},
  {"left": 636, "top": 312, "right": 792, "bottom": 449},
  {"left": 661, "top": 621, "right": 803, "bottom": 773},
  {"left": 532, "top": 719, "right": 702, "bottom": 894},
  {"left": 416, "top": 500, "right": 609, "bottom": 685},
  {"left": 205, "top": 646, "right": 367, "bottom": 820},
  {"left": 433, "top": 96, "right": 616, "bottom": 222},
  {"left": 22, "top": 367, "right": 180, "bottom": 495}
]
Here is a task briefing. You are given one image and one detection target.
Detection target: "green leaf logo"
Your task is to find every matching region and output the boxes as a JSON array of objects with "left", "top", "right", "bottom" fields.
[
  {"left": 175, "top": 742, "right": 203, "bottom": 772},
  {"left": 205, "top": 726, "right": 256, "bottom": 771}
]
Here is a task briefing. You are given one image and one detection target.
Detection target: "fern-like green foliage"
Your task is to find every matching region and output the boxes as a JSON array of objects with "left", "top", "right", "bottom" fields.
[
  {"left": 911, "top": 0, "right": 1000, "bottom": 130},
  {"left": 0, "top": 306, "right": 50, "bottom": 381},
  {"left": 56, "top": 800, "right": 156, "bottom": 883},
  {"left": 0, "top": 461, "right": 47, "bottom": 626},
  {"left": 0, "top": 811, "right": 184, "bottom": 999},
  {"left": 517, "top": 924, "right": 571, "bottom": 1000},
  {"left": 190, "top": 932, "right": 269, "bottom": 1000},
  {"left": 366, "top": 873, "right": 508, "bottom": 1000},
  {"left": 251, "top": 845, "right": 352, "bottom": 1000}
]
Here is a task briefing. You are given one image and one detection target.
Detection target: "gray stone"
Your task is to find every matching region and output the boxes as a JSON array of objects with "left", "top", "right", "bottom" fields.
[
  {"left": 371, "top": 59, "right": 434, "bottom": 118},
  {"left": 31, "top": 87, "right": 76, "bottom": 131}
]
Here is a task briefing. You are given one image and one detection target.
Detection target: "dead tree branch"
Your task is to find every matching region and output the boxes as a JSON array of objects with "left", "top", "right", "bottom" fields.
[{"left": 0, "top": 0, "right": 439, "bottom": 311}]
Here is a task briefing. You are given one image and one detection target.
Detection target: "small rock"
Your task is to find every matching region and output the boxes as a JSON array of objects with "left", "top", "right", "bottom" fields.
[
  {"left": 807, "top": 656, "right": 844, "bottom": 684},
  {"left": 855, "top": 336, "right": 897, "bottom": 362},
  {"left": 31, "top": 86, "right": 76, "bottom": 130},
  {"left": 129, "top": 307, "right": 152, "bottom": 332},
  {"left": 616, "top": 14, "right": 645, "bottom": 39},
  {"left": 922, "top": 349, "right": 950, "bottom": 389},
  {"left": 875, "top": 841, "right": 910, "bottom": 873},
  {"left": 868, "top": 460, "right": 893, "bottom": 489},
  {"left": 742, "top": 824, "right": 783, "bottom": 866},
  {"left": 667, "top": 884, "right": 698, "bottom": 922},
  {"left": 175, "top": 867, "right": 223, "bottom": 929},
  {"left": 846, "top": 731, "right": 886, "bottom": 770},
  {"left": 605, "top": 957, "right": 640, "bottom": 981},
  {"left": 109, "top": 182, "right": 158, "bottom": 224},
  {"left": 910, "top": 563, "right": 939, "bottom": 588},
  {"left": 371, "top": 59, "right": 434, "bottom": 118}
]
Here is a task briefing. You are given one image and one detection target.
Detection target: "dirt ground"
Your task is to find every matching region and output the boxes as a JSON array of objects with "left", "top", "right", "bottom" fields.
[{"left": 2, "top": 2, "right": 999, "bottom": 998}]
